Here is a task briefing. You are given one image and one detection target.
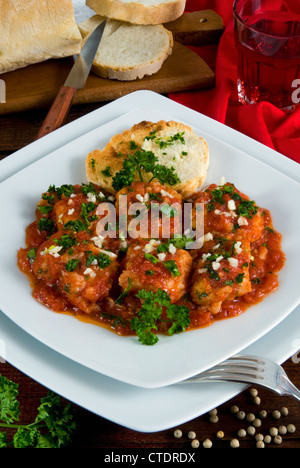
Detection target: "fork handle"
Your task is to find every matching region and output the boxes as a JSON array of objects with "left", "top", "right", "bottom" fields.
[
  {"left": 35, "top": 86, "right": 77, "bottom": 140},
  {"left": 283, "top": 375, "right": 300, "bottom": 401}
]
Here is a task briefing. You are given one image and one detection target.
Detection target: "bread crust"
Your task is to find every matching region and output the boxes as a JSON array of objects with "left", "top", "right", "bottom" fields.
[
  {"left": 0, "top": 0, "right": 82, "bottom": 74},
  {"left": 78, "top": 17, "right": 173, "bottom": 81},
  {"left": 86, "top": 120, "right": 209, "bottom": 198},
  {"left": 86, "top": 0, "right": 186, "bottom": 25}
]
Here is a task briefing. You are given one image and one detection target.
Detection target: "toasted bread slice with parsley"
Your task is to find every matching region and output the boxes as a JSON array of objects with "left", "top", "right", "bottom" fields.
[{"left": 85, "top": 120, "right": 209, "bottom": 198}]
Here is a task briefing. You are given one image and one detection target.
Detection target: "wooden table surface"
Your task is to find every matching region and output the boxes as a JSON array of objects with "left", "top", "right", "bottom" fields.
[{"left": 1, "top": 102, "right": 300, "bottom": 450}]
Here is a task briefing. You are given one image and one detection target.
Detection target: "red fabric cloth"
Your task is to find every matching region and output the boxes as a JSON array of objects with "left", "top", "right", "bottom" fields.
[{"left": 169, "top": 0, "right": 300, "bottom": 164}]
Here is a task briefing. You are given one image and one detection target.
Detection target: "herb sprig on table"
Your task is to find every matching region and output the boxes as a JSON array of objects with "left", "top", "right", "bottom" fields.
[{"left": 0, "top": 375, "right": 77, "bottom": 448}]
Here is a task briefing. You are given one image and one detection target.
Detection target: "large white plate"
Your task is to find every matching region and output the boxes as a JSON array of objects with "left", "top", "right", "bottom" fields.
[{"left": 0, "top": 92, "right": 300, "bottom": 389}]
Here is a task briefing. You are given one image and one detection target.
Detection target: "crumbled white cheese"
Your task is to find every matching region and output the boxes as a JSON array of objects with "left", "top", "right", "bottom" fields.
[
  {"left": 157, "top": 253, "right": 166, "bottom": 261},
  {"left": 168, "top": 243, "right": 176, "bottom": 255},
  {"left": 84, "top": 267, "right": 96, "bottom": 278},
  {"left": 68, "top": 208, "right": 75, "bottom": 215},
  {"left": 87, "top": 192, "right": 96, "bottom": 203},
  {"left": 228, "top": 257, "right": 239, "bottom": 268},
  {"left": 204, "top": 232, "right": 213, "bottom": 242},
  {"left": 234, "top": 241, "right": 242, "bottom": 254},
  {"left": 198, "top": 268, "right": 207, "bottom": 274},
  {"left": 202, "top": 252, "right": 211, "bottom": 261},
  {"left": 212, "top": 243, "right": 220, "bottom": 250},
  {"left": 98, "top": 249, "right": 117, "bottom": 259},
  {"left": 40, "top": 245, "right": 63, "bottom": 258},
  {"left": 228, "top": 199, "right": 236, "bottom": 211},
  {"left": 212, "top": 261, "right": 221, "bottom": 271},
  {"left": 91, "top": 235, "right": 105, "bottom": 249},
  {"left": 219, "top": 176, "right": 226, "bottom": 186},
  {"left": 160, "top": 189, "right": 173, "bottom": 198},
  {"left": 144, "top": 192, "right": 149, "bottom": 202},
  {"left": 238, "top": 216, "right": 248, "bottom": 226},
  {"left": 144, "top": 243, "right": 154, "bottom": 253},
  {"left": 136, "top": 194, "right": 144, "bottom": 203}
]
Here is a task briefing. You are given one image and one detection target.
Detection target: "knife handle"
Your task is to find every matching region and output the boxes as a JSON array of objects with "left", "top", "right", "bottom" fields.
[{"left": 35, "top": 85, "right": 77, "bottom": 140}]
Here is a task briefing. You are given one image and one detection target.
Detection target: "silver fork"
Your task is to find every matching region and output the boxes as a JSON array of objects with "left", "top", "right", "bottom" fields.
[{"left": 180, "top": 354, "right": 300, "bottom": 401}]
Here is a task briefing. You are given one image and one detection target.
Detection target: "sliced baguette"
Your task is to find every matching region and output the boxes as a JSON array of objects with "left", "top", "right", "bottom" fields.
[
  {"left": 86, "top": 0, "right": 186, "bottom": 25},
  {"left": 86, "top": 120, "right": 209, "bottom": 198},
  {"left": 78, "top": 15, "right": 173, "bottom": 81}
]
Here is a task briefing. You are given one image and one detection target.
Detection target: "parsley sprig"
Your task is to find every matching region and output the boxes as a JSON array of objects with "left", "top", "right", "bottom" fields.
[
  {"left": 0, "top": 375, "right": 77, "bottom": 448},
  {"left": 112, "top": 148, "right": 180, "bottom": 191},
  {"left": 131, "top": 289, "right": 190, "bottom": 345}
]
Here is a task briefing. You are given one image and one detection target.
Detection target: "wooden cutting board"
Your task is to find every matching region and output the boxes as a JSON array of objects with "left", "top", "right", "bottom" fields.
[
  {"left": 0, "top": 10, "right": 224, "bottom": 115},
  {"left": 0, "top": 41, "right": 214, "bottom": 115}
]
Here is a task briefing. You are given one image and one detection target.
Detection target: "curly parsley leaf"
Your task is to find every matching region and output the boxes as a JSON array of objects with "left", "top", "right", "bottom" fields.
[
  {"left": 112, "top": 148, "right": 181, "bottom": 191},
  {"left": 131, "top": 289, "right": 190, "bottom": 345},
  {"left": 0, "top": 375, "right": 77, "bottom": 448}
]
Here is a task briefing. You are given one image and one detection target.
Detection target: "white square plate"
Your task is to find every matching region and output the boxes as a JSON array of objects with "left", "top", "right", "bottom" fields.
[{"left": 0, "top": 92, "right": 300, "bottom": 389}]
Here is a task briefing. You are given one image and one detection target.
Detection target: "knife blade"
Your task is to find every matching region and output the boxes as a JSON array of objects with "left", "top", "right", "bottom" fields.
[{"left": 35, "top": 20, "right": 107, "bottom": 140}]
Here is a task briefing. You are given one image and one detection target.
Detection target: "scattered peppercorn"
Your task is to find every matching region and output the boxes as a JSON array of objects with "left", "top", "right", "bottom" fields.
[
  {"left": 230, "top": 439, "right": 240, "bottom": 448},
  {"left": 280, "top": 407, "right": 289, "bottom": 416},
  {"left": 287, "top": 424, "right": 296, "bottom": 433},
  {"left": 173, "top": 429, "right": 182, "bottom": 438},
  {"left": 203, "top": 438, "right": 213, "bottom": 448},
  {"left": 191, "top": 439, "right": 200, "bottom": 448},
  {"left": 188, "top": 431, "right": 196, "bottom": 440},
  {"left": 274, "top": 435, "right": 282, "bottom": 445},
  {"left": 272, "top": 410, "right": 281, "bottom": 419}
]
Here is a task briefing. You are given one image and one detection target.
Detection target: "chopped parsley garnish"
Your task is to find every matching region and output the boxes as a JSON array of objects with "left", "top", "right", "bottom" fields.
[
  {"left": 130, "top": 289, "right": 190, "bottom": 345},
  {"left": 237, "top": 200, "right": 258, "bottom": 219},
  {"left": 163, "top": 260, "right": 181, "bottom": 277},
  {"left": 235, "top": 273, "right": 245, "bottom": 283},
  {"left": 37, "top": 218, "right": 55, "bottom": 234},
  {"left": 64, "top": 219, "right": 87, "bottom": 232},
  {"left": 65, "top": 258, "right": 80, "bottom": 272},
  {"left": 101, "top": 166, "right": 112, "bottom": 177},
  {"left": 48, "top": 184, "right": 75, "bottom": 199},
  {"left": 112, "top": 149, "right": 180, "bottom": 191},
  {"left": 86, "top": 251, "right": 112, "bottom": 269},
  {"left": 53, "top": 234, "right": 77, "bottom": 250},
  {"left": 144, "top": 253, "right": 159, "bottom": 264},
  {"left": 27, "top": 248, "right": 36, "bottom": 264},
  {"left": 80, "top": 202, "right": 96, "bottom": 225}
]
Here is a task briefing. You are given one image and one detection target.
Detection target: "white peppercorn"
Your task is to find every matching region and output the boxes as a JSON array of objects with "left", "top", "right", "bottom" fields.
[
  {"left": 203, "top": 438, "right": 212, "bottom": 448},
  {"left": 237, "top": 411, "right": 246, "bottom": 420},
  {"left": 188, "top": 431, "right": 196, "bottom": 440},
  {"left": 191, "top": 439, "right": 200, "bottom": 448},
  {"left": 264, "top": 435, "right": 271, "bottom": 444},
  {"left": 278, "top": 425, "right": 287, "bottom": 435},
  {"left": 287, "top": 424, "right": 296, "bottom": 433},
  {"left": 249, "top": 388, "right": 258, "bottom": 397},
  {"left": 247, "top": 426, "right": 256, "bottom": 436},
  {"left": 259, "top": 409, "right": 267, "bottom": 419},
  {"left": 230, "top": 439, "right": 240, "bottom": 448},
  {"left": 209, "top": 414, "right": 219, "bottom": 423},
  {"left": 280, "top": 407, "right": 289, "bottom": 416},
  {"left": 253, "top": 418, "right": 262, "bottom": 428},
  {"left": 252, "top": 396, "right": 261, "bottom": 405},
  {"left": 216, "top": 430, "right": 224, "bottom": 439},
  {"left": 274, "top": 435, "right": 282, "bottom": 445},
  {"left": 237, "top": 428, "right": 247, "bottom": 438},
  {"left": 270, "top": 427, "right": 278, "bottom": 436},
  {"left": 246, "top": 413, "right": 255, "bottom": 422},
  {"left": 174, "top": 429, "right": 182, "bottom": 438},
  {"left": 272, "top": 409, "right": 281, "bottom": 419},
  {"left": 256, "top": 440, "right": 265, "bottom": 448},
  {"left": 255, "top": 433, "right": 264, "bottom": 441},
  {"left": 230, "top": 405, "right": 239, "bottom": 414},
  {"left": 209, "top": 408, "right": 218, "bottom": 416}
]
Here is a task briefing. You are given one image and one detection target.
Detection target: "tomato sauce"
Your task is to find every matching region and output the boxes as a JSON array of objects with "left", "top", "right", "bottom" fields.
[{"left": 17, "top": 181, "right": 285, "bottom": 342}]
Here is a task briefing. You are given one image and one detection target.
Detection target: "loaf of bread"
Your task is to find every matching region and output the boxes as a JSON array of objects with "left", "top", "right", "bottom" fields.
[
  {"left": 0, "top": 0, "right": 82, "bottom": 74},
  {"left": 86, "top": 120, "right": 209, "bottom": 198},
  {"left": 78, "top": 15, "right": 173, "bottom": 81},
  {"left": 86, "top": 0, "right": 186, "bottom": 25}
]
